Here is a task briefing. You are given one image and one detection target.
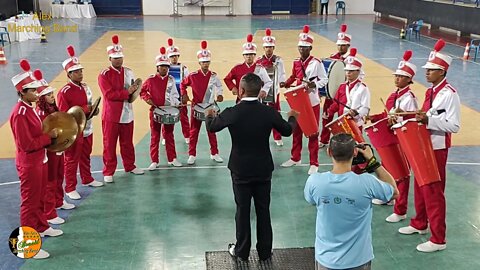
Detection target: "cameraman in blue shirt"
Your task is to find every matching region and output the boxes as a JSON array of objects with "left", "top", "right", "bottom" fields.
[{"left": 304, "top": 133, "right": 399, "bottom": 270}]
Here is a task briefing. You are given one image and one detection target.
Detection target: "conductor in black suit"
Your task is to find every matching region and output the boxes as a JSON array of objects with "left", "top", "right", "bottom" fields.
[{"left": 206, "top": 73, "right": 298, "bottom": 261}]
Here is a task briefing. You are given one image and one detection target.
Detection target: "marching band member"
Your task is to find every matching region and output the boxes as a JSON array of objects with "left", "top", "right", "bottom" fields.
[
  {"left": 10, "top": 60, "right": 63, "bottom": 259},
  {"left": 224, "top": 34, "right": 273, "bottom": 103},
  {"left": 57, "top": 45, "right": 103, "bottom": 200},
  {"left": 319, "top": 24, "right": 351, "bottom": 148},
  {"left": 369, "top": 50, "right": 418, "bottom": 216},
  {"left": 181, "top": 41, "right": 224, "bottom": 165},
  {"left": 281, "top": 25, "right": 328, "bottom": 175},
  {"left": 343, "top": 48, "right": 370, "bottom": 128},
  {"left": 98, "top": 35, "right": 144, "bottom": 183},
  {"left": 165, "top": 37, "right": 190, "bottom": 145},
  {"left": 141, "top": 47, "right": 182, "bottom": 169},
  {"left": 256, "top": 28, "right": 287, "bottom": 146},
  {"left": 34, "top": 70, "right": 74, "bottom": 227},
  {"left": 399, "top": 40, "right": 460, "bottom": 253}
]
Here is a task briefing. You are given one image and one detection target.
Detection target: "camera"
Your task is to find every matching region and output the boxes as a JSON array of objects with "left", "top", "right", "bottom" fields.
[{"left": 352, "top": 143, "right": 372, "bottom": 165}]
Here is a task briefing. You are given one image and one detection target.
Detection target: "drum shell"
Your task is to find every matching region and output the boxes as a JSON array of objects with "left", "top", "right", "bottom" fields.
[
  {"left": 319, "top": 59, "right": 332, "bottom": 97},
  {"left": 193, "top": 103, "right": 220, "bottom": 121},
  {"left": 283, "top": 86, "right": 319, "bottom": 137},
  {"left": 326, "top": 112, "right": 365, "bottom": 143},
  {"left": 169, "top": 65, "right": 183, "bottom": 97},
  {"left": 153, "top": 107, "right": 180, "bottom": 125},
  {"left": 264, "top": 66, "right": 276, "bottom": 104},
  {"left": 393, "top": 119, "right": 441, "bottom": 186},
  {"left": 365, "top": 118, "right": 398, "bottom": 148}
]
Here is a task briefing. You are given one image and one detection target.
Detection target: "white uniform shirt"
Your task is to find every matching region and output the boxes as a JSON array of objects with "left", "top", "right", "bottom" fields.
[
  {"left": 304, "top": 57, "right": 328, "bottom": 107},
  {"left": 425, "top": 78, "right": 461, "bottom": 150},
  {"left": 346, "top": 79, "right": 370, "bottom": 127}
]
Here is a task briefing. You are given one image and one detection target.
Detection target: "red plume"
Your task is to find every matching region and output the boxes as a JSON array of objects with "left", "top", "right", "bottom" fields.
[
  {"left": 403, "top": 50, "right": 413, "bottom": 61},
  {"left": 433, "top": 39, "right": 445, "bottom": 52},
  {"left": 303, "top": 25, "right": 310, "bottom": 33},
  {"left": 168, "top": 38, "right": 173, "bottom": 47},
  {"left": 201, "top": 40, "right": 207, "bottom": 50},
  {"left": 67, "top": 45, "right": 75, "bottom": 57},
  {"left": 33, "top": 69, "right": 43, "bottom": 80},
  {"left": 246, "top": 34, "right": 253, "bottom": 43},
  {"left": 265, "top": 28, "right": 271, "bottom": 36},
  {"left": 160, "top": 47, "right": 166, "bottom": 54},
  {"left": 112, "top": 35, "right": 119, "bottom": 45},
  {"left": 340, "top": 24, "right": 347, "bottom": 33},
  {"left": 19, "top": 59, "right": 30, "bottom": 72},
  {"left": 350, "top": 48, "right": 357, "bottom": 57}
]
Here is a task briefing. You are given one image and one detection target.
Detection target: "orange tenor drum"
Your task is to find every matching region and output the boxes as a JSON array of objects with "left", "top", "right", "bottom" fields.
[
  {"left": 392, "top": 119, "right": 441, "bottom": 186},
  {"left": 283, "top": 85, "right": 319, "bottom": 137},
  {"left": 365, "top": 118, "right": 410, "bottom": 181},
  {"left": 325, "top": 112, "right": 365, "bottom": 143}
]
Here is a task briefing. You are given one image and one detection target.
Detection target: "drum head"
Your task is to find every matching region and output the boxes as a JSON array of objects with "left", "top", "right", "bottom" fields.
[
  {"left": 327, "top": 61, "right": 346, "bottom": 99},
  {"left": 87, "top": 97, "right": 101, "bottom": 120},
  {"left": 128, "top": 78, "right": 143, "bottom": 103}
]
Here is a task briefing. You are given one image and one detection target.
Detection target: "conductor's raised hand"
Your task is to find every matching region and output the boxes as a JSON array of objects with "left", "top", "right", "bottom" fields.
[
  {"left": 232, "top": 87, "right": 238, "bottom": 95},
  {"left": 205, "top": 108, "right": 217, "bottom": 118},
  {"left": 216, "top": 95, "right": 224, "bottom": 102},
  {"left": 287, "top": 110, "right": 299, "bottom": 119}
]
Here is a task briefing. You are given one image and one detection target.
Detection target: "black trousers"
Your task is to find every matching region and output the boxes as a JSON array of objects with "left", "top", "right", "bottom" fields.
[
  {"left": 231, "top": 174, "right": 272, "bottom": 260},
  {"left": 320, "top": 3, "right": 328, "bottom": 15}
]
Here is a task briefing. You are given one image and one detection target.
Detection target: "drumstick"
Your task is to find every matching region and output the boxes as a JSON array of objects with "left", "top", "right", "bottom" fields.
[
  {"left": 332, "top": 97, "right": 353, "bottom": 111},
  {"left": 388, "top": 111, "right": 418, "bottom": 116},
  {"left": 379, "top": 98, "right": 388, "bottom": 113}
]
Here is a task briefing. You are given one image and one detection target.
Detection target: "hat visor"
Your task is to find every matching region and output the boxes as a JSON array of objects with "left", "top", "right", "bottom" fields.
[
  {"left": 109, "top": 53, "right": 124, "bottom": 58},
  {"left": 297, "top": 41, "right": 312, "bottom": 47},
  {"left": 23, "top": 80, "right": 43, "bottom": 90},
  {"left": 393, "top": 70, "right": 413, "bottom": 77},
  {"left": 67, "top": 64, "right": 84, "bottom": 73},
  {"left": 422, "top": 62, "right": 446, "bottom": 70},
  {"left": 198, "top": 57, "right": 211, "bottom": 62},
  {"left": 168, "top": 52, "right": 180, "bottom": 58},
  {"left": 344, "top": 65, "right": 361, "bottom": 71},
  {"left": 242, "top": 50, "right": 256, "bottom": 55},
  {"left": 336, "top": 40, "right": 350, "bottom": 45},
  {"left": 39, "top": 87, "right": 55, "bottom": 96},
  {"left": 156, "top": 61, "right": 170, "bottom": 67},
  {"left": 263, "top": 42, "right": 275, "bottom": 47}
]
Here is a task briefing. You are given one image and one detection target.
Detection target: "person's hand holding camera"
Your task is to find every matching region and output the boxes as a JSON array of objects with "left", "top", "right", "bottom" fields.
[{"left": 356, "top": 144, "right": 374, "bottom": 161}]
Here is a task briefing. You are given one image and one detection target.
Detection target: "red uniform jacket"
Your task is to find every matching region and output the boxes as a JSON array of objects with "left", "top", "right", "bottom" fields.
[
  {"left": 327, "top": 83, "right": 347, "bottom": 117},
  {"left": 9, "top": 101, "right": 51, "bottom": 167},
  {"left": 140, "top": 74, "right": 178, "bottom": 111},
  {"left": 181, "top": 70, "right": 219, "bottom": 104},
  {"left": 98, "top": 66, "right": 131, "bottom": 123},
  {"left": 224, "top": 62, "right": 257, "bottom": 91},
  {"left": 57, "top": 81, "right": 89, "bottom": 114}
]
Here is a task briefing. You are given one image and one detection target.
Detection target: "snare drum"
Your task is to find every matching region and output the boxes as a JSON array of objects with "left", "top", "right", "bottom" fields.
[
  {"left": 320, "top": 59, "right": 346, "bottom": 98},
  {"left": 153, "top": 107, "right": 180, "bottom": 125},
  {"left": 193, "top": 103, "right": 220, "bottom": 121},
  {"left": 365, "top": 118, "right": 409, "bottom": 181}
]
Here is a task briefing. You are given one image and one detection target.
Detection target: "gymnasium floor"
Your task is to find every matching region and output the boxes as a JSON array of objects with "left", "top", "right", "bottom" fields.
[{"left": 0, "top": 15, "right": 479, "bottom": 270}]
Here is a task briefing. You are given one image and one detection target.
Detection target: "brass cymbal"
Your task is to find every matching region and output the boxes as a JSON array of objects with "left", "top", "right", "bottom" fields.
[
  {"left": 68, "top": 106, "right": 86, "bottom": 135},
  {"left": 128, "top": 78, "right": 143, "bottom": 103},
  {"left": 87, "top": 97, "right": 101, "bottom": 120},
  {"left": 42, "top": 112, "right": 79, "bottom": 152}
]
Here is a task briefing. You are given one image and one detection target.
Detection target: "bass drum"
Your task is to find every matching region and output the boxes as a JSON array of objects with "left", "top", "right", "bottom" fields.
[{"left": 320, "top": 59, "right": 345, "bottom": 99}]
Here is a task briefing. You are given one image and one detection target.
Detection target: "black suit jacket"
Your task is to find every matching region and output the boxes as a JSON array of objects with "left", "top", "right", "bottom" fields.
[{"left": 206, "top": 100, "right": 296, "bottom": 181}]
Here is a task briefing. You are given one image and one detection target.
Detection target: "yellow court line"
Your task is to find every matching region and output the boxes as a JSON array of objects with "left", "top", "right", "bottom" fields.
[{"left": 0, "top": 30, "right": 477, "bottom": 158}]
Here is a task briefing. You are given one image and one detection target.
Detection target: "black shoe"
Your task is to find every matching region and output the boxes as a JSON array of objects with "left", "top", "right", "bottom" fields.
[
  {"left": 228, "top": 243, "right": 248, "bottom": 261},
  {"left": 259, "top": 252, "right": 273, "bottom": 261}
]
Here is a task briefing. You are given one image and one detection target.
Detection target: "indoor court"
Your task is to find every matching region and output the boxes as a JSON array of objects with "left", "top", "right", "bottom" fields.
[{"left": 0, "top": 0, "right": 479, "bottom": 269}]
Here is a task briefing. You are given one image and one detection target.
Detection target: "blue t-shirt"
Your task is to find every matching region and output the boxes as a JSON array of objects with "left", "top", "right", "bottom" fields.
[{"left": 304, "top": 171, "right": 393, "bottom": 269}]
